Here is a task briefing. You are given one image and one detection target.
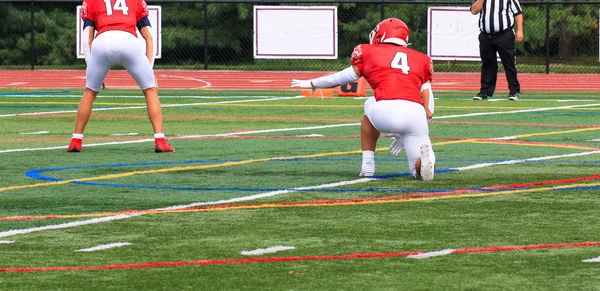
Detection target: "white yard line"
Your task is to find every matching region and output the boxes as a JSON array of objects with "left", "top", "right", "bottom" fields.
[
  {"left": 0, "top": 95, "right": 303, "bottom": 118},
  {"left": 2, "top": 150, "right": 598, "bottom": 239},
  {"left": 0, "top": 94, "right": 284, "bottom": 99},
  {"left": 0, "top": 214, "right": 142, "bottom": 238},
  {"left": 19, "top": 131, "right": 49, "bottom": 135},
  {"left": 583, "top": 256, "right": 600, "bottom": 263},
  {"left": 74, "top": 242, "right": 132, "bottom": 252},
  {"left": 406, "top": 249, "right": 455, "bottom": 259},
  {"left": 240, "top": 245, "right": 296, "bottom": 256},
  {"left": 453, "top": 151, "right": 600, "bottom": 171},
  {"left": 0, "top": 123, "right": 360, "bottom": 153},
  {"left": 435, "top": 103, "right": 600, "bottom": 120},
  {"left": 1, "top": 102, "right": 599, "bottom": 238}
]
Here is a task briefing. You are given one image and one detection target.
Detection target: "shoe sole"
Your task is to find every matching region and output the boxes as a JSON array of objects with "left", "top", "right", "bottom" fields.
[
  {"left": 359, "top": 170, "right": 374, "bottom": 177},
  {"left": 508, "top": 97, "right": 518, "bottom": 101},
  {"left": 419, "top": 144, "right": 435, "bottom": 181},
  {"left": 67, "top": 144, "right": 81, "bottom": 152},
  {"left": 155, "top": 147, "right": 175, "bottom": 153},
  {"left": 155, "top": 146, "right": 175, "bottom": 153}
]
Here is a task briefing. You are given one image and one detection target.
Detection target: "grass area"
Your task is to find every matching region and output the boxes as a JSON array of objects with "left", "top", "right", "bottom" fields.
[{"left": 0, "top": 88, "right": 599, "bottom": 289}]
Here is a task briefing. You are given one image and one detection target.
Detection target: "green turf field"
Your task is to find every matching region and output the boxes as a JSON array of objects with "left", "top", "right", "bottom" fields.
[{"left": 1, "top": 88, "right": 599, "bottom": 289}]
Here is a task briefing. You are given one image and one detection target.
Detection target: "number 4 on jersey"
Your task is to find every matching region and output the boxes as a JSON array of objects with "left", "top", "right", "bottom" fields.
[
  {"left": 390, "top": 52, "right": 410, "bottom": 74},
  {"left": 104, "top": 0, "right": 129, "bottom": 15}
]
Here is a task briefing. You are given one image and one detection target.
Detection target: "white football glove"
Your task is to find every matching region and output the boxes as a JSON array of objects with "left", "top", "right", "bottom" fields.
[
  {"left": 387, "top": 134, "right": 404, "bottom": 156},
  {"left": 291, "top": 79, "right": 314, "bottom": 89}
]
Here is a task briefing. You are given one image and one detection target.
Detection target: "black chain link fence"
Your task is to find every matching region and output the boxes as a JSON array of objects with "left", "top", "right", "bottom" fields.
[{"left": 0, "top": 0, "right": 599, "bottom": 73}]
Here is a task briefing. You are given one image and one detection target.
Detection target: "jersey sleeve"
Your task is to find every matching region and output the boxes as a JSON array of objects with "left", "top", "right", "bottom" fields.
[
  {"left": 350, "top": 44, "right": 365, "bottom": 73},
  {"left": 80, "top": 0, "right": 92, "bottom": 21},
  {"left": 424, "top": 56, "right": 434, "bottom": 82},
  {"left": 137, "top": 0, "right": 150, "bottom": 22}
]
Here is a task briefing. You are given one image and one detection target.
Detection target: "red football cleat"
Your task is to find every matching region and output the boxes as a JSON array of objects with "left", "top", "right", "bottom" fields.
[
  {"left": 155, "top": 138, "right": 174, "bottom": 153},
  {"left": 67, "top": 138, "right": 82, "bottom": 152}
]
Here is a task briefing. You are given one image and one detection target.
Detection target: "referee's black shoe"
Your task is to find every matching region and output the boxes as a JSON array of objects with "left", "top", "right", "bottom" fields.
[{"left": 473, "top": 93, "right": 488, "bottom": 100}]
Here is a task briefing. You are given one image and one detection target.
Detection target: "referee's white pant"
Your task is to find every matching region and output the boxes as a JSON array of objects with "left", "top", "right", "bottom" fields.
[
  {"left": 364, "top": 97, "right": 433, "bottom": 176},
  {"left": 86, "top": 30, "right": 156, "bottom": 92}
]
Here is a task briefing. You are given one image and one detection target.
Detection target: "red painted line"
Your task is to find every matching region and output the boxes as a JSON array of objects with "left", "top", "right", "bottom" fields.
[
  {"left": 171, "top": 135, "right": 361, "bottom": 140},
  {"left": 0, "top": 138, "right": 145, "bottom": 142},
  {"left": 4, "top": 175, "right": 598, "bottom": 221},
  {"left": 476, "top": 139, "right": 600, "bottom": 151},
  {"left": 1, "top": 242, "right": 598, "bottom": 272},
  {"left": 431, "top": 121, "right": 600, "bottom": 128},
  {"left": 432, "top": 136, "right": 600, "bottom": 151},
  {"left": 17, "top": 114, "right": 361, "bottom": 122},
  {"left": 174, "top": 174, "right": 600, "bottom": 210},
  {"left": 452, "top": 242, "right": 600, "bottom": 254},
  {"left": 18, "top": 114, "right": 596, "bottom": 128},
  {"left": 0, "top": 136, "right": 361, "bottom": 143},
  {"left": 162, "top": 115, "right": 361, "bottom": 122}
]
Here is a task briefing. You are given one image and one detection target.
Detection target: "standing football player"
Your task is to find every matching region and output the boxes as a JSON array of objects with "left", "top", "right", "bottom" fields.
[
  {"left": 292, "top": 18, "right": 435, "bottom": 181},
  {"left": 68, "top": 0, "right": 174, "bottom": 153}
]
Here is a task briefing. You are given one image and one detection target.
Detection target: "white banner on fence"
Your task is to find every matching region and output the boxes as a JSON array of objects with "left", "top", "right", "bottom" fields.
[
  {"left": 253, "top": 6, "right": 337, "bottom": 59},
  {"left": 76, "top": 5, "right": 161, "bottom": 59},
  {"left": 427, "top": 7, "right": 483, "bottom": 61}
]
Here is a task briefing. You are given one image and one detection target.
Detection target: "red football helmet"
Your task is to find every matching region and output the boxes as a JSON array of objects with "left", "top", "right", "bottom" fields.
[{"left": 369, "top": 18, "right": 410, "bottom": 46}]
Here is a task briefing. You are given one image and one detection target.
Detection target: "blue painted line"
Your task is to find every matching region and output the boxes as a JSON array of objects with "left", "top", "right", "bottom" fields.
[
  {"left": 552, "top": 186, "right": 600, "bottom": 190},
  {"left": 0, "top": 90, "right": 70, "bottom": 96},
  {"left": 25, "top": 159, "right": 246, "bottom": 181},
  {"left": 529, "top": 111, "right": 600, "bottom": 115},
  {"left": 24, "top": 159, "right": 597, "bottom": 193},
  {"left": 172, "top": 107, "right": 361, "bottom": 112},
  {"left": 174, "top": 107, "right": 225, "bottom": 110}
]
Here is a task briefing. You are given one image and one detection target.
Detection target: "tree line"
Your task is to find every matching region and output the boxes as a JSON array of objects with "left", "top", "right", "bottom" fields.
[{"left": 0, "top": 1, "right": 597, "bottom": 68}]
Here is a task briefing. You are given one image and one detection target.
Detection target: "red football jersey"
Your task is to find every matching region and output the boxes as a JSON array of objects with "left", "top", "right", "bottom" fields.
[
  {"left": 351, "top": 43, "right": 433, "bottom": 104},
  {"left": 81, "top": 0, "right": 149, "bottom": 37}
]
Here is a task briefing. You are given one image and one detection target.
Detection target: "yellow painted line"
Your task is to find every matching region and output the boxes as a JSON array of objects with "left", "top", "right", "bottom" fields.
[
  {"left": 1, "top": 128, "right": 598, "bottom": 194},
  {"left": 509, "top": 127, "right": 600, "bottom": 139},
  {"left": 435, "top": 106, "right": 600, "bottom": 110},
  {"left": 432, "top": 127, "right": 600, "bottom": 150},
  {"left": 0, "top": 149, "right": 363, "bottom": 194},
  {"left": 436, "top": 106, "right": 526, "bottom": 109},
  {"left": 0, "top": 101, "right": 363, "bottom": 108},
  {"left": 203, "top": 103, "right": 363, "bottom": 108},
  {"left": 0, "top": 101, "right": 147, "bottom": 106},
  {"left": 5, "top": 101, "right": 597, "bottom": 110},
  {"left": 10, "top": 181, "right": 599, "bottom": 220}
]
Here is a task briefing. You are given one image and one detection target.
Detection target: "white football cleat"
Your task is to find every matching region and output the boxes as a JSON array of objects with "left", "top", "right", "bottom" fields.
[
  {"left": 419, "top": 144, "right": 435, "bottom": 181},
  {"left": 359, "top": 154, "right": 376, "bottom": 177},
  {"left": 359, "top": 169, "right": 375, "bottom": 177},
  {"left": 359, "top": 160, "right": 375, "bottom": 177}
]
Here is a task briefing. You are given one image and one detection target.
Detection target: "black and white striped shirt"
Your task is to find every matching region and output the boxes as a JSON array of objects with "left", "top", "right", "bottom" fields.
[{"left": 473, "top": 0, "right": 523, "bottom": 34}]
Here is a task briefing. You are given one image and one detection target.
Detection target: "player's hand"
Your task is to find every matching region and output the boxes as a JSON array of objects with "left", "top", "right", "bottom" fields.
[
  {"left": 426, "top": 109, "right": 433, "bottom": 120},
  {"left": 387, "top": 134, "right": 404, "bottom": 156},
  {"left": 291, "top": 79, "right": 314, "bottom": 89}
]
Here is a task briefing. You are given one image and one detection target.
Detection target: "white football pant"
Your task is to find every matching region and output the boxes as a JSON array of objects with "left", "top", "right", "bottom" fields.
[
  {"left": 86, "top": 30, "right": 156, "bottom": 92},
  {"left": 364, "top": 97, "right": 433, "bottom": 177}
]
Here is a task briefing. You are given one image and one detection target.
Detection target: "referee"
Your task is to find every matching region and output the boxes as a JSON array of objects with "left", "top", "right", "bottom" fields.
[{"left": 471, "top": 0, "right": 523, "bottom": 100}]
